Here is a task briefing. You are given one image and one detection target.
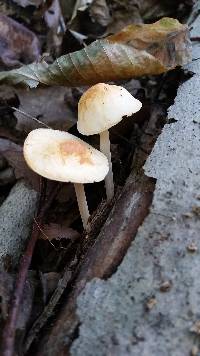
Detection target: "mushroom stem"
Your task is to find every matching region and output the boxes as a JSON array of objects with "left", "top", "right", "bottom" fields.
[
  {"left": 74, "top": 183, "right": 90, "bottom": 231},
  {"left": 100, "top": 130, "right": 114, "bottom": 201}
]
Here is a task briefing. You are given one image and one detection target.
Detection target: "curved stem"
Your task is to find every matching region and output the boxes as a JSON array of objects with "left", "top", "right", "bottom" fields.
[
  {"left": 74, "top": 183, "right": 90, "bottom": 231},
  {"left": 100, "top": 130, "right": 114, "bottom": 201}
]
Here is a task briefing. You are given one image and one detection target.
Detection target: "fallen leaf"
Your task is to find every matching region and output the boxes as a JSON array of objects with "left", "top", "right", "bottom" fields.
[
  {"left": 59, "top": 0, "right": 76, "bottom": 22},
  {"left": 0, "top": 2, "right": 18, "bottom": 17},
  {"left": 141, "top": 0, "right": 194, "bottom": 21},
  {"left": 0, "top": 14, "right": 40, "bottom": 68},
  {"left": 14, "top": 87, "right": 77, "bottom": 133},
  {"left": 141, "top": 0, "right": 173, "bottom": 21},
  {"left": 0, "top": 18, "right": 191, "bottom": 87},
  {"left": 12, "top": 0, "right": 42, "bottom": 7},
  {"left": 44, "top": 0, "right": 66, "bottom": 56},
  {"left": 44, "top": 0, "right": 62, "bottom": 29},
  {"left": 89, "top": 0, "right": 111, "bottom": 27},
  {"left": 0, "top": 138, "right": 40, "bottom": 190},
  {"left": 71, "top": 0, "right": 94, "bottom": 22},
  {"left": 106, "top": 0, "right": 142, "bottom": 34}
]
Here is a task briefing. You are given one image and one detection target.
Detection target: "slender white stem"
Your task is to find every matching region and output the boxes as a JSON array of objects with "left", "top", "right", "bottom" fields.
[
  {"left": 100, "top": 130, "right": 114, "bottom": 201},
  {"left": 74, "top": 183, "right": 90, "bottom": 231}
]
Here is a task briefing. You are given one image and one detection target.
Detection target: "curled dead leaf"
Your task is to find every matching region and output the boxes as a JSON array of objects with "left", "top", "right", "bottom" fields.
[{"left": 0, "top": 18, "right": 191, "bottom": 87}]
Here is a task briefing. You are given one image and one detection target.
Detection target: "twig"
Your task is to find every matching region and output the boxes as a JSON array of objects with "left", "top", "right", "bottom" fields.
[
  {"left": 1, "top": 181, "right": 61, "bottom": 356},
  {"left": 11, "top": 106, "right": 52, "bottom": 129}
]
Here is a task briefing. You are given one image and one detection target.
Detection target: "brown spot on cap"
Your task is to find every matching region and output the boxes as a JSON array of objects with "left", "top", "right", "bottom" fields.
[
  {"left": 79, "top": 83, "right": 107, "bottom": 111},
  {"left": 60, "top": 140, "right": 93, "bottom": 165}
]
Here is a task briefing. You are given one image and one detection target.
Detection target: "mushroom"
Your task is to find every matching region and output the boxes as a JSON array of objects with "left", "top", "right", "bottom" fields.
[
  {"left": 77, "top": 83, "right": 142, "bottom": 201},
  {"left": 23, "top": 128, "right": 109, "bottom": 231}
]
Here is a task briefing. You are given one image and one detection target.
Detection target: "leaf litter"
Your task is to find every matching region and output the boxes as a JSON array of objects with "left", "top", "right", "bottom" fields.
[
  {"left": 0, "top": 14, "right": 40, "bottom": 68},
  {"left": 0, "top": 18, "right": 191, "bottom": 87},
  {"left": 13, "top": 87, "right": 77, "bottom": 133}
]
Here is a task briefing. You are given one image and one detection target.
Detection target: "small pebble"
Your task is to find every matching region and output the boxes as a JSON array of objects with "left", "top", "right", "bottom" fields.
[
  {"left": 160, "top": 281, "right": 172, "bottom": 292},
  {"left": 146, "top": 297, "right": 157, "bottom": 310},
  {"left": 187, "top": 242, "right": 198, "bottom": 253},
  {"left": 190, "top": 321, "right": 200, "bottom": 335},
  {"left": 192, "top": 206, "right": 200, "bottom": 217}
]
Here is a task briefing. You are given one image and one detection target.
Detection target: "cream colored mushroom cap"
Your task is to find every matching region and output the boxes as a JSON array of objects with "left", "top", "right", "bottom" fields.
[
  {"left": 23, "top": 128, "right": 109, "bottom": 183},
  {"left": 77, "top": 83, "right": 142, "bottom": 135}
]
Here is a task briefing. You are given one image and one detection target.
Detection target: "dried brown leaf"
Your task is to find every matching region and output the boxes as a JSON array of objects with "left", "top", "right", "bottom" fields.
[
  {"left": 0, "top": 138, "right": 39, "bottom": 189},
  {"left": 106, "top": 0, "right": 142, "bottom": 34},
  {"left": 71, "top": 0, "right": 94, "bottom": 22},
  {"left": 14, "top": 87, "right": 77, "bottom": 133},
  {"left": 89, "top": 0, "right": 111, "bottom": 27},
  {"left": 0, "top": 14, "right": 40, "bottom": 68},
  {"left": 0, "top": 18, "right": 191, "bottom": 87}
]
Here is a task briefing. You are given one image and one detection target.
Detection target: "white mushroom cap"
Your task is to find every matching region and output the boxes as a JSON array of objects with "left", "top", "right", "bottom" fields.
[
  {"left": 23, "top": 128, "right": 109, "bottom": 183},
  {"left": 77, "top": 83, "right": 142, "bottom": 135}
]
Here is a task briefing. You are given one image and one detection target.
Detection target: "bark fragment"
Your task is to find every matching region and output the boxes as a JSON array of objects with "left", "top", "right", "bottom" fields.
[{"left": 0, "top": 180, "right": 38, "bottom": 269}]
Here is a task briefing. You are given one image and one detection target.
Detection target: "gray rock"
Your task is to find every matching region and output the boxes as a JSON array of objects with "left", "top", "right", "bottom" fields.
[
  {"left": 0, "top": 180, "right": 38, "bottom": 269},
  {"left": 70, "top": 36, "right": 200, "bottom": 356}
]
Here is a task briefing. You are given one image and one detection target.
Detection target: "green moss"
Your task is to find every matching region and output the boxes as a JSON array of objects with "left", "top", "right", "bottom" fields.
[{"left": 158, "top": 17, "right": 180, "bottom": 29}]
